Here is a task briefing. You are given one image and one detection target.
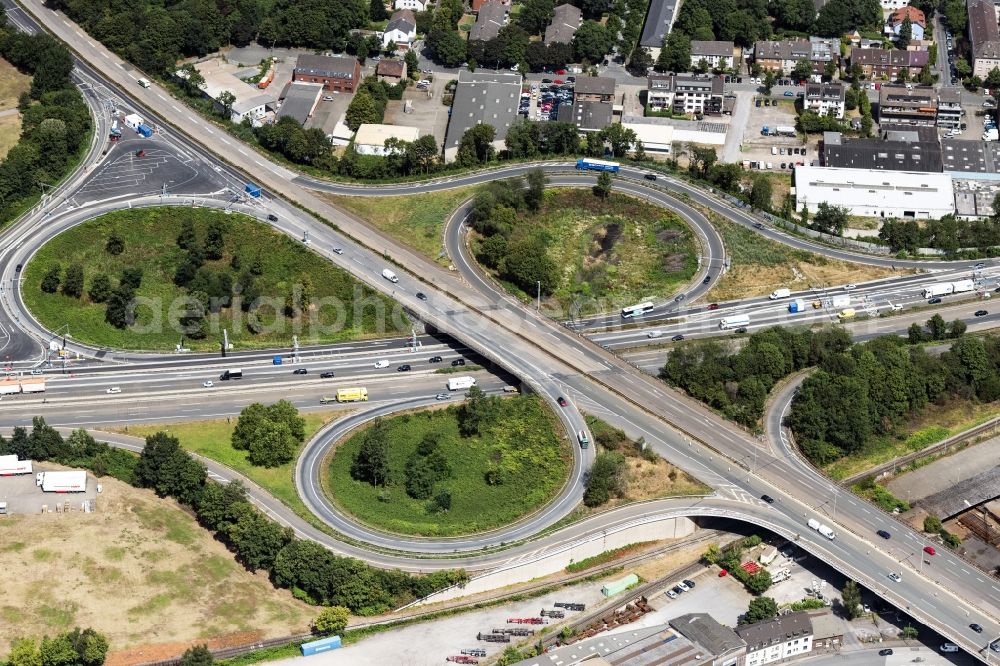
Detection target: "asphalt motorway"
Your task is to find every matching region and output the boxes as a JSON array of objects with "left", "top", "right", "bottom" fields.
[{"left": 13, "top": 2, "right": 1000, "bottom": 659}]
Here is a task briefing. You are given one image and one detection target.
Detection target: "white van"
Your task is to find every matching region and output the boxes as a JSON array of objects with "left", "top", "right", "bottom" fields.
[
  {"left": 771, "top": 146, "right": 777, "bottom": 155},
  {"left": 647, "top": 330, "right": 663, "bottom": 339},
  {"left": 818, "top": 524, "right": 836, "bottom": 540},
  {"left": 769, "top": 288, "right": 791, "bottom": 300},
  {"left": 106, "top": 386, "right": 121, "bottom": 394},
  {"left": 137, "top": 77, "right": 151, "bottom": 88},
  {"left": 373, "top": 360, "right": 389, "bottom": 369},
  {"left": 941, "top": 644, "right": 959, "bottom": 653},
  {"left": 381, "top": 268, "right": 398, "bottom": 283},
  {"left": 807, "top": 518, "right": 821, "bottom": 530}
]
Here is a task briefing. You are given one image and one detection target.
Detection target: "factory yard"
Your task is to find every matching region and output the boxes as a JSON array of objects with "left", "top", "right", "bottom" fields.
[{"left": 0, "top": 474, "right": 312, "bottom": 661}]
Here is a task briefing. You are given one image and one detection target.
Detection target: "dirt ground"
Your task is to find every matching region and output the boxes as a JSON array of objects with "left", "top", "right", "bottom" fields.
[
  {"left": 713, "top": 261, "right": 910, "bottom": 301},
  {"left": 0, "top": 477, "right": 313, "bottom": 662}
]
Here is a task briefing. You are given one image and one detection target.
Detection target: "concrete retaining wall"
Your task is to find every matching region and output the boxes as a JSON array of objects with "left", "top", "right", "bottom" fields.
[{"left": 410, "top": 516, "right": 697, "bottom": 606}]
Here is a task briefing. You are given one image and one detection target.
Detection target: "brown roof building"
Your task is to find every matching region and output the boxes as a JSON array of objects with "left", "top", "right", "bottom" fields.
[
  {"left": 376, "top": 59, "right": 406, "bottom": 84},
  {"left": 850, "top": 48, "right": 928, "bottom": 79},
  {"left": 292, "top": 54, "right": 361, "bottom": 93}
]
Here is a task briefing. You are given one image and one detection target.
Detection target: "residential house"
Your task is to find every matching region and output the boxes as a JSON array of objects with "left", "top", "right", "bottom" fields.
[
  {"left": 735, "top": 611, "right": 814, "bottom": 666},
  {"left": 573, "top": 75, "right": 616, "bottom": 103},
  {"left": 809, "top": 37, "right": 840, "bottom": 75},
  {"left": 292, "top": 54, "right": 362, "bottom": 93},
  {"left": 878, "top": 84, "right": 938, "bottom": 125},
  {"left": 850, "top": 48, "right": 928, "bottom": 79},
  {"left": 544, "top": 3, "right": 583, "bottom": 45},
  {"left": 647, "top": 73, "right": 724, "bottom": 115},
  {"left": 690, "top": 41, "right": 736, "bottom": 71},
  {"left": 382, "top": 9, "right": 417, "bottom": 49},
  {"left": 393, "top": 0, "right": 427, "bottom": 10},
  {"left": 470, "top": 1, "right": 508, "bottom": 42},
  {"left": 886, "top": 6, "right": 926, "bottom": 40},
  {"left": 752, "top": 39, "right": 812, "bottom": 75},
  {"left": 805, "top": 82, "right": 846, "bottom": 118},
  {"left": 354, "top": 123, "right": 421, "bottom": 156},
  {"left": 443, "top": 70, "right": 521, "bottom": 162},
  {"left": 881, "top": 0, "right": 909, "bottom": 8},
  {"left": 471, "top": 0, "right": 511, "bottom": 11},
  {"left": 968, "top": 0, "right": 1000, "bottom": 78},
  {"left": 376, "top": 59, "right": 407, "bottom": 85}
]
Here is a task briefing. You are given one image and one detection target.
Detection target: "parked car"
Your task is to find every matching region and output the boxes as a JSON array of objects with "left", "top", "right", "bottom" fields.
[
  {"left": 451, "top": 358, "right": 466, "bottom": 366},
  {"left": 665, "top": 589, "right": 678, "bottom": 599},
  {"left": 683, "top": 579, "right": 696, "bottom": 588},
  {"left": 976, "top": 309, "right": 989, "bottom": 316},
  {"left": 784, "top": 90, "right": 794, "bottom": 96}
]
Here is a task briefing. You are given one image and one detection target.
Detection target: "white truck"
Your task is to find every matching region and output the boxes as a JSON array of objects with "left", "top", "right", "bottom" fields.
[
  {"left": 36, "top": 470, "right": 87, "bottom": 492},
  {"left": 447, "top": 376, "right": 476, "bottom": 391},
  {"left": 828, "top": 295, "right": 851, "bottom": 309},
  {"left": 922, "top": 280, "right": 974, "bottom": 299},
  {"left": 818, "top": 524, "right": 836, "bottom": 540},
  {"left": 719, "top": 314, "right": 751, "bottom": 330},
  {"left": 769, "top": 288, "right": 791, "bottom": 300},
  {"left": 0, "top": 454, "right": 32, "bottom": 476},
  {"left": 985, "top": 127, "right": 998, "bottom": 142},
  {"left": 0, "top": 379, "right": 19, "bottom": 395},
  {"left": 381, "top": 268, "right": 399, "bottom": 283},
  {"left": 19, "top": 378, "right": 45, "bottom": 393}
]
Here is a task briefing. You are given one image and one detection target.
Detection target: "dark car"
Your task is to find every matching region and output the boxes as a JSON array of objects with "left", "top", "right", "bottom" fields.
[
  {"left": 557, "top": 396, "right": 568, "bottom": 407},
  {"left": 267, "top": 214, "right": 278, "bottom": 222},
  {"left": 735, "top": 326, "right": 748, "bottom": 334},
  {"left": 879, "top": 649, "right": 893, "bottom": 656},
  {"left": 674, "top": 294, "right": 686, "bottom": 302},
  {"left": 397, "top": 364, "right": 411, "bottom": 372},
  {"left": 753, "top": 222, "right": 765, "bottom": 230},
  {"left": 416, "top": 292, "right": 427, "bottom": 301},
  {"left": 702, "top": 275, "right": 712, "bottom": 284},
  {"left": 429, "top": 355, "right": 443, "bottom": 363},
  {"left": 292, "top": 368, "right": 308, "bottom": 375},
  {"left": 877, "top": 529, "right": 891, "bottom": 539},
  {"left": 672, "top": 586, "right": 685, "bottom": 595},
  {"left": 671, "top": 334, "right": 685, "bottom": 342},
  {"left": 707, "top": 303, "right": 720, "bottom": 310},
  {"left": 451, "top": 358, "right": 466, "bottom": 366},
  {"left": 644, "top": 173, "right": 657, "bottom": 180},
  {"left": 761, "top": 494, "right": 775, "bottom": 504},
  {"left": 320, "top": 371, "right": 335, "bottom": 378},
  {"left": 976, "top": 309, "right": 989, "bottom": 316},
  {"left": 928, "top": 297, "right": 942, "bottom": 304},
  {"left": 682, "top": 579, "right": 696, "bottom": 588},
  {"left": 15, "top": 264, "right": 21, "bottom": 272},
  {"left": 972, "top": 623, "right": 984, "bottom": 633}
]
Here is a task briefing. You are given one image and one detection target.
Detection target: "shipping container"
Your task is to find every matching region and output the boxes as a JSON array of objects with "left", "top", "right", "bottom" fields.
[
  {"left": 601, "top": 573, "right": 639, "bottom": 597},
  {"left": 0, "top": 379, "right": 19, "bottom": 395},
  {"left": 245, "top": 183, "right": 262, "bottom": 198},
  {"left": 788, "top": 299, "right": 806, "bottom": 313},
  {"left": 300, "top": 636, "right": 341, "bottom": 656}
]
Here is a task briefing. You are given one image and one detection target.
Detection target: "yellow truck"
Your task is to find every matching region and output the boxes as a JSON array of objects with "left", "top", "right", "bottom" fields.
[
  {"left": 837, "top": 308, "right": 856, "bottom": 320},
  {"left": 332, "top": 387, "right": 368, "bottom": 403}
]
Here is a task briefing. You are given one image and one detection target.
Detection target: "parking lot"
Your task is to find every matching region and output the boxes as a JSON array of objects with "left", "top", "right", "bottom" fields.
[
  {"left": 523, "top": 76, "right": 577, "bottom": 122},
  {"left": 0, "top": 466, "right": 97, "bottom": 514},
  {"left": 382, "top": 76, "right": 451, "bottom": 148}
]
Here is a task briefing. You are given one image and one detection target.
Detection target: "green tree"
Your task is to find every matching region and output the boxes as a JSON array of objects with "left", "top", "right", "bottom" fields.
[
  {"left": 313, "top": 606, "right": 351, "bottom": 636},
  {"left": 104, "top": 284, "right": 134, "bottom": 329},
  {"left": 599, "top": 123, "right": 638, "bottom": 157},
  {"left": 66, "top": 628, "right": 109, "bottom": 666},
  {"left": 524, "top": 168, "right": 546, "bottom": 211},
  {"left": 657, "top": 31, "right": 690, "bottom": 73},
  {"left": 179, "top": 645, "right": 214, "bottom": 666},
  {"left": 741, "top": 596, "right": 778, "bottom": 624},
  {"left": 902, "top": 625, "right": 918, "bottom": 639},
  {"left": 246, "top": 420, "right": 296, "bottom": 467},
  {"left": 583, "top": 451, "right": 629, "bottom": 506},
  {"left": 841, "top": 580, "right": 862, "bottom": 619},
  {"left": 40, "top": 263, "right": 61, "bottom": 293},
  {"left": 896, "top": 16, "right": 912, "bottom": 49},
  {"left": 218, "top": 90, "right": 236, "bottom": 119},
  {"left": 763, "top": 69, "right": 776, "bottom": 94},
  {"left": 907, "top": 322, "right": 927, "bottom": 344},
  {"left": 955, "top": 57, "right": 971, "bottom": 79},
  {"left": 370, "top": 0, "right": 388, "bottom": 21},
  {"left": 744, "top": 569, "right": 773, "bottom": 594},
  {"left": 430, "top": 27, "right": 467, "bottom": 67},
  {"left": 628, "top": 46, "right": 653, "bottom": 75},
  {"left": 351, "top": 419, "right": 391, "bottom": 486},
  {"left": 950, "top": 319, "right": 967, "bottom": 338},
  {"left": 926, "top": 314, "right": 948, "bottom": 340},
  {"left": 39, "top": 634, "right": 78, "bottom": 666},
  {"left": 6, "top": 638, "right": 41, "bottom": 666},
  {"left": 792, "top": 58, "right": 812, "bottom": 82},
  {"left": 987, "top": 67, "right": 1000, "bottom": 91},
  {"left": 573, "top": 20, "right": 612, "bottom": 64},
  {"left": 135, "top": 431, "right": 206, "bottom": 506},
  {"left": 61, "top": 263, "right": 84, "bottom": 298},
  {"left": 345, "top": 90, "right": 381, "bottom": 131},
  {"left": 749, "top": 174, "right": 773, "bottom": 210},
  {"left": 105, "top": 233, "right": 125, "bottom": 255},
  {"left": 594, "top": 171, "right": 613, "bottom": 199},
  {"left": 517, "top": 0, "right": 555, "bottom": 34},
  {"left": 405, "top": 49, "right": 419, "bottom": 79},
  {"left": 204, "top": 218, "right": 226, "bottom": 260},
  {"left": 812, "top": 202, "right": 849, "bottom": 235},
  {"left": 432, "top": 488, "right": 452, "bottom": 511},
  {"left": 228, "top": 510, "right": 293, "bottom": 570},
  {"left": 456, "top": 123, "right": 496, "bottom": 166}
]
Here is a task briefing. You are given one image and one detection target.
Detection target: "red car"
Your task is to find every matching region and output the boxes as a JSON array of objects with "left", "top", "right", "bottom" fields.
[
  {"left": 718, "top": 569, "right": 728, "bottom": 577},
  {"left": 556, "top": 69, "right": 567, "bottom": 74},
  {"left": 707, "top": 303, "right": 720, "bottom": 310},
  {"left": 924, "top": 545, "right": 936, "bottom": 556},
  {"left": 553, "top": 79, "right": 564, "bottom": 84},
  {"left": 557, "top": 396, "right": 568, "bottom": 407}
]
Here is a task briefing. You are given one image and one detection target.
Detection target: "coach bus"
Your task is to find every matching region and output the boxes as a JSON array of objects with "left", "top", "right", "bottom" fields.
[{"left": 621, "top": 301, "right": 655, "bottom": 318}]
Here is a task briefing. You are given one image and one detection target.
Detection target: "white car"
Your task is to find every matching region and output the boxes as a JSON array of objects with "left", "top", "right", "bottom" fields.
[
  {"left": 30, "top": 369, "right": 43, "bottom": 375},
  {"left": 665, "top": 589, "right": 678, "bottom": 599},
  {"left": 941, "top": 643, "right": 959, "bottom": 653},
  {"left": 106, "top": 387, "right": 121, "bottom": 394},
  {"left": 374, "top": 360, "right": 389, "bottom": 369},
  {"left": 435, "top": 393, "right": 450, "bottom": 400},
  {"left": 843, "top": 284, "right": 857, "bottom": 290},
  {"left": 887, "top": 572, "right": 902, "bottom": 583},
  {"left": 676, "top": 581, "right": 690, "bottom": 592},
  {"left": 647, "top": 330, "right": 663, "bottom": 339},
  {"left": 202, "top": 380, "right": 214, "bottom": 388},
  {"left": 332, "top": 247, "right": 344, "bottom": 255}
]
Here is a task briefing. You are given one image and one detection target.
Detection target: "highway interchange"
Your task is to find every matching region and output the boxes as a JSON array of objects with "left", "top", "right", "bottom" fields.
[{"left": 5, "top": 0, "right": 1000, "bottom": 659}]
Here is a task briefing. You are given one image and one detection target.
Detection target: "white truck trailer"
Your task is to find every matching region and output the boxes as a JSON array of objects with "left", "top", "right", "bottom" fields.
[
  {"left": 922, "top": 280, "right": 975, "bottom": 299},
  {"left": 447, "top": 376, "right": 476, "bottom": 391},
  {"left": 36, "top": 470, "right": 87, "bottom": 492},
  {"left": 0, "top": 454, "right": 32, "bottom": 476},
  {"left": 19, "top": 378, "right": 46, "bottom": 393}
]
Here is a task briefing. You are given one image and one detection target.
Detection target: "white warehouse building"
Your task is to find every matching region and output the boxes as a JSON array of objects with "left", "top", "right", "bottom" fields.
[{"left": 794, "top": 165, "right": 954, "bottom": 219}]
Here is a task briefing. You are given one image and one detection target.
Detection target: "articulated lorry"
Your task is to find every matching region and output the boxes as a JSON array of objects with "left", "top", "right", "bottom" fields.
[
  {"left": 922, "top": 280, "right": 974, "bottom": 299},
  {"left": 36, "top": 470, "right": 87, "bottom": 492}
]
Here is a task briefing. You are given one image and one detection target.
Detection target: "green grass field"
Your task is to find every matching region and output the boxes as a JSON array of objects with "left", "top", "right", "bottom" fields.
[
  {"left": 492, "top": 189, "right": 698, "bottom": 314},
  {"left": 117, "top": 411, "right": 341, "bottom": 526},
  {"left": 325, "top": 396, "right": 570, "bottom": 536},
  {"left": 22, "top": 208, "right": 406, "bottom": 351},
  {"left": 327, "top": 187, "right": 475, "bottom": 262}
]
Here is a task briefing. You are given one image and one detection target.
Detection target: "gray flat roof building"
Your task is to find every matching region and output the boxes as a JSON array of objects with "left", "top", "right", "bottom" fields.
[
  {"left": 670, "top": 613, "right": 747, "bottom": 661},
  {"left": 277, "top": 81, "right": 324, "bottom": 125},
  {"left": 639, "top": 0, "right": 680, "bottom": 47},
  {"left": 544, "top": 3, "right": 582, "bottom": 44},
  {"left": 941, "top": 139, "right": 1000, "bottom": 173},
  {"left": 470, "top": 1, "right": 507, "bottom": 41},
  {"left": 557, "top": 99, "right": 613, "bottom": 131},
  {"left": 444, "top": 70, "right": 521, "bottom": 159},
  {"left": 822, "top": 126, "right": 943, "bottom": 172}
]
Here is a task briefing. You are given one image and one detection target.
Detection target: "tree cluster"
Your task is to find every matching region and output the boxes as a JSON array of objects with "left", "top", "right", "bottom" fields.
[
  {"left": 702, "top": 535, "right": 772, "bottom": 594},
  {"left": 0, "top": 420, "right": 138, "bottom": 484},
  {"left": 404, "top": 431, "right": 452, "bottom": 500},
  {"left": 505, "top": 121, "right": 579, "bottom": 160},
  {"left": 254, "top": 116, "right": 332, "bottom": 166},
  {"left": 231, "top": 400, "right": 306, "bottom": 467},
  {"left": 583, "top": 451, "right": 629, "bottom": 506},
  {"left": 787, "top": 334, "right": 1000, "bottom": 465},
  {"left": 344, "top": 76, "right": 406, "bottom": 131},
  {"left": 470, "top": 173, "right": 561, "bottom": 297},
  {"left": 741, "top": 596, "right": 778, "bottom": 624},
  {"left": 660, "top": 326, "right": 852, "bottom": 427},
  {"left": 879, "top": 211, "right": 1000, "bottom": 254},
  {"left": 0, "top": 24, "right": 91, "bottom": 224},
  {"left": 797, "top": 110, "right": 849, "bottom": 135},
  {"left": 6, "top": 628, "right": 109, "bottom": 666},
  {"left": 47, "top": 0, "right": 370, "bottom": 75},
  {"left": 684, "top": 147, "right": 745, "bottom": 197},
  {"left": 337, "top": 134, "right": 440, "bottom": 180}
]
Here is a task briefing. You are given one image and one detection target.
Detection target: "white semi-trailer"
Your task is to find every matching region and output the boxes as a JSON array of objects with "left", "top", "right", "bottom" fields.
[
  {"left": 447, "top": 376, "right": 476, "bottom": 391},
  {"left": 19, "top": 378, "right": 46, "bottom": 393},
  {"left": 0, "top": 454, "right": 32, "bottom": 476},
  {"left": 922, "top": 280, "right": 975, "bottom": 299},
  {"left": 36, "top": 470, "right": 87, "bottom": 492}
]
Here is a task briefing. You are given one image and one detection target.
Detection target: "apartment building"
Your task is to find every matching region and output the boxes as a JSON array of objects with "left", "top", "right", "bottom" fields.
[
  {"left": 878, "top": 84, "right": 938, "bottom": 125},
  {"left": 850, "top": 48, "right": 928, "bottom": 79},
  {"left": 647, "top": 74, "right": 724, "bottom": 115},
  {"left": 968, "top": 0, "right": 1000, "bottom": 78},
  {"left": 690, "top": 41, "right": 736, "bottom": 70},
  {"left": 804, "top": 82, "right": 846, "bottom": 118}
]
